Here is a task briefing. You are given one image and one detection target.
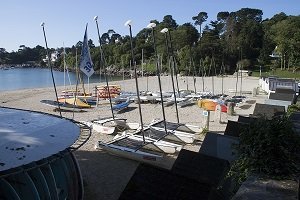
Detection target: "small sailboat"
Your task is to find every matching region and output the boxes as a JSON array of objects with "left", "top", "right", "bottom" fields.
[
  {"left": 91, "top": 117, "right": 139, "bottom": 135},
  {"left": 177, "top": 97, "right": 195, "bottom": 108},
  {"left": 82, "top": 18, "right": 137, "bottom": 136},
  {"left": 58, "top": 97, "right": 91, "bottom": 108},
  {"left": 112, "top": 97, "right": 131, "bottom": 112},
  {"left": 146, "top": 25, "right": 202, "bottom": 144},
  {"left": 114, "top": 127, "right": 183, "bottom": 154},
  {"left": 95, "top": 19, "right": 164, "bottom": 163},
  {"left": 40, "top": 99, "right": 84, "bottom": 112},
  {"left": 96, "top": 137, "right": 164, "bottom": 163}
]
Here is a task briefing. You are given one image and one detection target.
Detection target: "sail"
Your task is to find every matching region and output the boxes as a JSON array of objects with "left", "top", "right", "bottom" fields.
[{"left": 79, "top": 24, "right": 94, "bottom": 77}]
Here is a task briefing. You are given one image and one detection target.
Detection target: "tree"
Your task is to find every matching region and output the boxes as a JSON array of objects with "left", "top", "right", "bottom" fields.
[
  {"left": 101, "top": 33, "right": 110, "bottom": 44},
  {"left": 192, "top": 12, "right": 208, "bottom": 65},
  {"left": 216, "top": 11, "right": 230, "bottom": 36},
  {"left": 192, "top": 12, "right": 208, "bottom": 39},
  {"left": 162, "top": 15, "right": 178, "bottom": 29},
  {"left": 173, "top": 23, "right": 198, "bottom": 49},
  {"left": 270, "top": 16, "right": 300, "bottom": 70},
  {"left": 88, "top": 39, "right": 95, "bottom": 49}
]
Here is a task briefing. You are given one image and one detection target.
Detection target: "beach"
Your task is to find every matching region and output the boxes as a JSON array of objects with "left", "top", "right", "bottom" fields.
[{"left": 0, "top": 75, "right": 267, "bottom": 200}]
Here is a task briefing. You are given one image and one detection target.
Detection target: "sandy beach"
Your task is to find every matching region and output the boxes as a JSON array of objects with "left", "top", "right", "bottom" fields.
[{"left": 0, "top": 75, "right": 267, "bottom": 200}]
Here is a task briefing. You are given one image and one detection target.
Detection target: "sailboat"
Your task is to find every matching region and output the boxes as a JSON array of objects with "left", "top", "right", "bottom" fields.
[
  {"left": 73, "top": 18, "right": 133, "bottom": 135},
  {"left": 144, "top": 27, "right": 203, "bottom": 144},
  {"left": 95, "top": 19, "right": 165, "bottom": 162},
  {"left": 113, "top": 126, "right": 183, "bottom": 154},
  {"left": 91, "top": 117, "right": 139, "bottom": 134}
]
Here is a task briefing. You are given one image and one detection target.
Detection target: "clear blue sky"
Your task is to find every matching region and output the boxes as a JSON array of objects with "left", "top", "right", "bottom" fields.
[{"left": 1, "top": 0, "right": 299, "bottom": 52}]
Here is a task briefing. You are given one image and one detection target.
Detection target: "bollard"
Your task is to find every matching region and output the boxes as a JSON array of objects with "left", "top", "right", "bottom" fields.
[
  {"left": 227, "top": 102, "right": 234, "bottom": 116},
  {"left": 214, "top": 104, "right": 222, "bottom": 123},
  {"left": 203, "top": 110, "right": 210, "bottom": 130},
  {"left": 252, "top": 87, "right": 257, "bottom": 97}
]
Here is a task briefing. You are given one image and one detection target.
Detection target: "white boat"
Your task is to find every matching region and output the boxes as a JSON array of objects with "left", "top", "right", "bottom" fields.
[
  {"left": 150, "top": 126, "right": 195, "bottom": 143},
  {"left": 178, "top": 97, "right": 195, "bottom": 108},
  {"left": 96, "top": 137, "right": 164, "bottom": 163},
  {"left": 148, "top": 119, "right": 203, "bottom": 144},
  {"left": 40, "top": 99, "right": 83, "bottom": 112},
  {"left": 92, "top": 117, "right": 140, "bottom": 134},
  {"left": 114, "top": 129, "right": 183, "bottom": 154},
  {"left": 150, "top": 119, "right": 202, "bottom": 134},
  {"left": 164, "top": 97, "right": 187, "bottom": 107}
]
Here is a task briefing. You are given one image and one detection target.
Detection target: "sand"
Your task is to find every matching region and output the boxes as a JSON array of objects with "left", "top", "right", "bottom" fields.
[{"left": 0, "top": 75, "right": 267, "bottom": 200}]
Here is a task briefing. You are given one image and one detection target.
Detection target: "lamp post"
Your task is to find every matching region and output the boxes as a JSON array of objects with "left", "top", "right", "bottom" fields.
[
  {"left": 160, "top": 27, "right": 179, "bottom": 123},
  {"left": 125, "top": 20, "right": 145, "bottom": 142},
  {"left": 147, "top": 22, "right": 168, "bottom": 134},
  {"left": 94, "top": 16, "right": 114, "bottom": 119}
]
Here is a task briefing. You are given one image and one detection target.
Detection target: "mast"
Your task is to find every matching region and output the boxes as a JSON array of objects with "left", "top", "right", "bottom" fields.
[
  {"left": 94, "top": 16, "right": 115, "bottom": 120},
  {"left": 40, "top": 22, "right": 62, "bottom": 117},
  {"left": 147, "top": 22, "right": 168, "bottom": 135},
  {"left": 167, "top": 30, "right": 181, "bottom": 97},
  {"left": 141, "top": 48, "right": 144, "bottom": 78},
  {"left": 125, "top": 20, "right": 145, "bottom": 143},
  {"left": 161, "top": 28, "right": 179, "bottom": 123}
]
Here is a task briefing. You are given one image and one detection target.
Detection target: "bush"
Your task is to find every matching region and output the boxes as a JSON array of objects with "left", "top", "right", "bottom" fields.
[
  {"left": 287, "top": 103, "right": 300, "bottom": 116},
  {"left": 230, "top": 115, "right": 300, "bottom": 183}
]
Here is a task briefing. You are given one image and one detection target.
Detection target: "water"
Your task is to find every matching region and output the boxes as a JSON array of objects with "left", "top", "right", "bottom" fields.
[{"left": 0, "top": 68, "right": 122, "bottom": 91}]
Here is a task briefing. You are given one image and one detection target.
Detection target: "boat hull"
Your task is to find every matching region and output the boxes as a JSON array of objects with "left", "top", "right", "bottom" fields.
[
  {"left": 114, "top": 134, "right": 182, "bottom": 154},
  {"left": 97, "top": 142, "right": 163, "bottom": 163}
]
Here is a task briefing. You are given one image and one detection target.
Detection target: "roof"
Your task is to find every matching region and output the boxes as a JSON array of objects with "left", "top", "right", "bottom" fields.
[
  {"left": 199, "top": 132, "right": 239, "bottom": 163},
  {"left": 269, "top": 93, "right": 294, "bottom": 102},
  {"left": 252, "top": 103, "right": 285, "bottom": 119},
  {"left": 0, "top": 107, "right": 80, "bottom": 172},
  {"left": 171, "top": 149, "right": 230, "bottom": 188},
  {"left": 119, "top": 163, "right": 212, "bottom": 200},
  {"left": 237, "top": 115, "right": 258, "bottom": 124},
  {"left": 224, "top": 120, "right": 249, "bottom": 138}
]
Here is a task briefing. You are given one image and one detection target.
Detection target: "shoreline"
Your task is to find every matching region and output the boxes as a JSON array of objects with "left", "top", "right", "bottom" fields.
[{"left": 0, "top": 75, "right": 267, "bottom": 200}]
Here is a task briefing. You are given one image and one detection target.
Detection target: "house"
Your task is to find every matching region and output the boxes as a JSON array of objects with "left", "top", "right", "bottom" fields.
[{"left": 42, "top": 51, "right": 59, "bottom": 63}]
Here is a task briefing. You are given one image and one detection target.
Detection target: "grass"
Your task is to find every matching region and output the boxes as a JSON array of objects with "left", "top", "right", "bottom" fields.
[{"left": 252, "top": 68, "right": 300, "bottom": 79}]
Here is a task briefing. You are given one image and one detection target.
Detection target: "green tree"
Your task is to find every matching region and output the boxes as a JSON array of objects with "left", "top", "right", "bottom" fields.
[
  {"left": 161, "top": 15, "right": 178, "bottom": 29},
  {"left": 192, "top": 11, "right": 208, "bottom": 40}
]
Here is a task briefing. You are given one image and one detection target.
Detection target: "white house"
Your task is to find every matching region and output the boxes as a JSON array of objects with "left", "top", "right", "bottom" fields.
[{"left": 43, "top": 51, "right": 59, "bottom": 63}]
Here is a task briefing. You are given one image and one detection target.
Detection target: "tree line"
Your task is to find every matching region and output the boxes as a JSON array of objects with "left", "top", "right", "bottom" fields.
[{"left": 0, "top": 8, "right": 299, "bottom": 76}]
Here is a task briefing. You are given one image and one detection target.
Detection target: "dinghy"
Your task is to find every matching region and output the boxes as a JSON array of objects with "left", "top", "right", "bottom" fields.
[
  {"left": 150, "top": 119, "right": 202, "bottom": 134},
  {"left": 96, "top": 137, "right": 164, "bottom": 163},
  {"left": 114, "top": 127, "right": 183, "bottom": 154},
  {"left": 148, "top": 119, "right": 203, "bottom": 144},
  {"left": 58, "top": 97, "right": 91, "bottom": 108},
  {"left": 112, "top": 97, "right": 130, "bottom": 112},
  {"left": 40, "top": 100, "right": 83, "bottom": 112},
  {"left": 89, "top": 117, "right": 139, "bottom": 135},
  {"left": 149, "top": 126, "right": 195, "bottom": 144},
  {"left": 177, "top": 97, "right": 195, "bottom": 108}
]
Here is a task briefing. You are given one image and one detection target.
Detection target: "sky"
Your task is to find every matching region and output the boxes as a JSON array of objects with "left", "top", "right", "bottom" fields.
[{"left": 0, "top": 0, "right": 299, "bottom": 52}]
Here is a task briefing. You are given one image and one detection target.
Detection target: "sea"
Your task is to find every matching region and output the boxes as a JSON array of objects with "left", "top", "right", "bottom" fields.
[{"left": 0, "top": 68, "right": 122, "bottom": 91}]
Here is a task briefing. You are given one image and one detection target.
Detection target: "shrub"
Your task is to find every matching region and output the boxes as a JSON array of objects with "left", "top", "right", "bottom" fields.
[{"left": 230, "top": 115, "right": 300, "bottom": 183}]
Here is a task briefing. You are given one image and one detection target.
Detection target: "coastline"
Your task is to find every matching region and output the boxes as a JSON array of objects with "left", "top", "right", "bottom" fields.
[{"left": 0, "top": 75, "right": 267, "bottom": 200}]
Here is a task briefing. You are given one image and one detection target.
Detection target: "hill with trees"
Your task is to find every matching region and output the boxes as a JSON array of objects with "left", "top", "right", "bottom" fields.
[{"left": 0, "top": 8, "right": 299, "bottom": 76}]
